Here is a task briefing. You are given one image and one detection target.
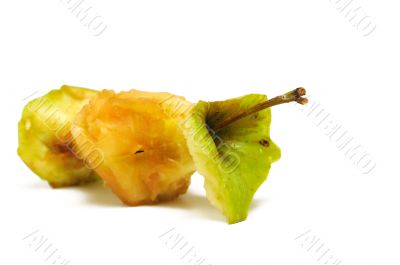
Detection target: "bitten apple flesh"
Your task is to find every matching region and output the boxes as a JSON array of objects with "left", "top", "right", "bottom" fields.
[{"left": 72, "top": 90, "right": 196, "bottom": 205}]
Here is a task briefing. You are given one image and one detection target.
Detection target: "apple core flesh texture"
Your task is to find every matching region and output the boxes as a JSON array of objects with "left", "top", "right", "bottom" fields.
[
  {"left": 17, "top": 85, "right": 100, "bottom": 187},
  {"left": 182, "top": 94, "right": 281, "bottom": 224},
  {"left": 72, "top": 90, "right": 196, "bottom": 205}
]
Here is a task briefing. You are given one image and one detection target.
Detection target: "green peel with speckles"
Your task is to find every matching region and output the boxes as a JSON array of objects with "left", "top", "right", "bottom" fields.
[{"left": 182, "top": 94, "right": 281, "bottom": 224}]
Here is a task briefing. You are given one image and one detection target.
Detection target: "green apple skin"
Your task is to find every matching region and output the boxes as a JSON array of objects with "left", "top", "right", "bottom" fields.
[
  {"left": 182, "top": 94, "right": 281, "bottom": 224},
  {"left": 18, "top": 85, "right": 99, "bottom": 187}
]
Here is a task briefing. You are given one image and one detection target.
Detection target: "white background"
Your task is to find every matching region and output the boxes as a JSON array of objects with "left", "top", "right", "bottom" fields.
[{"left": 1, "top": 1, "right": 399, "bottom": 264}]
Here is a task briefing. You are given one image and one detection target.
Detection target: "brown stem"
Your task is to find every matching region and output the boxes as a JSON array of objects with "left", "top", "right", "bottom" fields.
[{"left": 213, "top": 87, "right": 308, "bottom": 131}]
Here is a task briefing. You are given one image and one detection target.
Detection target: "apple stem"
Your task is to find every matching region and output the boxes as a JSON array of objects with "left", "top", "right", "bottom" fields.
[{"left": 213, "top": 87, "right": 308, "bottom": 131}]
